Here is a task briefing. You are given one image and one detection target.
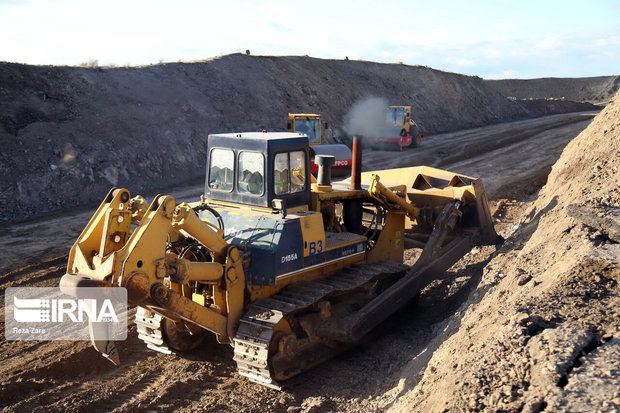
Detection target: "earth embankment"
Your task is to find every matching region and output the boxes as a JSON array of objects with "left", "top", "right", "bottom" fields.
[
  {"left": 486, "top": 75, "right": 619, "bottom": 104},
  {"left": 0, "top": 54, "right": 599, "bottom": 222},
  {"left": 390, "top": 90, "right": 619, "bottom": 413}
]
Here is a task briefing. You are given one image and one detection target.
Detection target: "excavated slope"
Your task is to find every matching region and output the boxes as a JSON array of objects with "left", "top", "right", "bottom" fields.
[
  {"left": 0, "top": 54, "right": 597, "bottom": 222},
  {"left": 390, "top": 91, "right": 619, "bottom": 412},
  {"left": 486, "top": 75, "right": 620, "bottom": 104}
]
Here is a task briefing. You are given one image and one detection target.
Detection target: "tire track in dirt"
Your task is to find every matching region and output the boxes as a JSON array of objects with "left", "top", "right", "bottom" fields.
[
  {"left": 0, "top": 265, "right": 65, "bottom": 291},
  {"left": 0, "top": 262, "right": 67, "bottom": 339},
  {"left": 0, "top": 255, "right": 68, "bottom": 287},
  {"left": 3, "top": 329, "right": 161, "bottom": 412},
  {"left": 362, "top": 112, "right": 595, "bottom": 182},
  {"left": 435, "top": 115, "right": 591, "bottom": 169},
  {"left": 73, "top": 367, "right": 164, "bottom": 413},
  {"left": 0, "top": 342, "right": 108, "bottom": 405}
]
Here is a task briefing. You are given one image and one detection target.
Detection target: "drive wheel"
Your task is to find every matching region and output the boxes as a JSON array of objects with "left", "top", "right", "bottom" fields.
[{"left": 162, "top": 318, "right": 204, "bottom": 352}]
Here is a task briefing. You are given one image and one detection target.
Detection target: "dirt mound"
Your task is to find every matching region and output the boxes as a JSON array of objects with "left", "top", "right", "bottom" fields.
[
  {"left": 390, "top": 92, "right": 620, "bottom": 411},
  {"left": 515, "top": 97, "right": 601, "bottom": 116},
  {"left": 486, "top": 75, "right": 620, "bottom": 104},
  {"left": 0, "top": 54, "right": 598, "bottom": 222}
]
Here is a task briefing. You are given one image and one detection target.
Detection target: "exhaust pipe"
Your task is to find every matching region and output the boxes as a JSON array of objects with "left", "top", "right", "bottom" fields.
[
  {"left": 315, "top": 154, "right": 335, "bottom": 189},
  {"left": 350, "top": 136, "right": 361, "bottom": 190},
  {"left": 345, "top": 136, "right": 363, "bottom": 233}
]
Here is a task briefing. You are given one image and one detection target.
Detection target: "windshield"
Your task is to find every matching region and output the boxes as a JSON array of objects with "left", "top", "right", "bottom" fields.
[
  {"left": 274, "top": 151, "right": 306, "bottom": 195},
  {"left": 208, "top": 148, "right": 234, "bottom": 191},
  {"left": 238, "top": 151, "right": 264, "bottom": 195},
  {"left": 294, "top": 118, "right": 320, "bottom": 144},
  {"left": 386, "top": 108, "right": 404, "bottom": 128}
]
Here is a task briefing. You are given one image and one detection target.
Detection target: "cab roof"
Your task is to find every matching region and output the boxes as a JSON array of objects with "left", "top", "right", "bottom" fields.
[
  {"left": 208, "top": 132, "right": 309, "bottom": 152},
  {"left": 209, "top": 132, "right": 306, "bottom": 140},
  {"left": 288, "top": 113, "right": 321, "bottom": 118}
]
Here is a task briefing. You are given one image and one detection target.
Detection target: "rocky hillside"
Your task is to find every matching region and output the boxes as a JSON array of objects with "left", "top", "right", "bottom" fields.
[
  {"left": 0, "top": 54, "right": 598, "bottom": 221},
  {"left": 486, "top": 75, "right": 619, "bottom": 104},
  {"left": 391, "top": 91, "right": 620, "bottom": 412}
]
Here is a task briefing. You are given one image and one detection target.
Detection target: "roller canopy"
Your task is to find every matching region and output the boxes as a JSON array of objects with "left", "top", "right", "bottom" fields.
[{"left": 310, "top": 144, "right": 352, "bottom": 162}]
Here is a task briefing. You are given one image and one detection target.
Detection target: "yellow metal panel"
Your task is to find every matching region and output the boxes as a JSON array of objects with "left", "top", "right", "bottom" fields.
[
  {"left": 358, "top": 165, "right": 477, "bottom": 189},
  {"left": 296, "top": 211, "right": 326, "bottom": 257},
  {"left": 114, "top": 196, "right": 176, "bottom": 285},
  {"left": 99, "top": 208, "right": 132, "bottom": 258},
  {"left": 324, "top": 231, "right": 367, "bottom": 251},
  {"left": 192, "top": 293, "right": 206, "bottom": 306},
  {"left": 368, "top": 211, "right": 405, "bottom": 263},
  {"left": 69, "top": 188, "right": 130, "bottom": 275},
  {"left": 205, "top": 199, "right": 309, "bottom": 214}
]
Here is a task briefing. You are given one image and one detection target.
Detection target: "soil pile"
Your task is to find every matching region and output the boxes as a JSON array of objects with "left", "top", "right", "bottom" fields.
[
  {"left": 390, "top": 91, "right": 620, "bottom": 411},
  {"left": 0, "top": 54, "right": 598, "bottom": 222},
  {"left": 486, "top": 75, "right": 620, "bottom": 104}
]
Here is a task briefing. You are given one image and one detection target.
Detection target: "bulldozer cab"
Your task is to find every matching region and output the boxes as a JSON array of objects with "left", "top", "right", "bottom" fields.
[
  {"left": 205, "top": 132, "right": 311, "bottom": 210},
  {"left": 287, "top": 113, "right": 322, "bottom": 145}
]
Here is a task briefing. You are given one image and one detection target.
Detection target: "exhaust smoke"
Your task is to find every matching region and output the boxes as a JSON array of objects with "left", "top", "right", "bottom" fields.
[{"left": 343, "top": 97, "right": 389, "bottom": 138}]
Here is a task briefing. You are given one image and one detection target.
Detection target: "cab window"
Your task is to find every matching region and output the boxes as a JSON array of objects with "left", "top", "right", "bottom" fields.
[
  {"left": 238, "top": 151, "right": 264, "bottom": 195},
  {"left": 295, "top": 118, "right": 320, "bottom": 144},
  {"left": 386, "top": 108, "right": 404, "bottom": 127},
  {"left": 209, "top": 148, "right": 234, "bottom": 191},
  {"left": 274, "top": 151, "right": 306, "bottom": 195}
]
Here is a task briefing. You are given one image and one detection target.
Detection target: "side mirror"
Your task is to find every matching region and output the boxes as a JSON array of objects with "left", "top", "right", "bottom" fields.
[
  {"left": 287, "top": 122, "right": 291, "bottom": 130},
  {"left": 324, "top": 122, "right": 329, "bottom": 130}
]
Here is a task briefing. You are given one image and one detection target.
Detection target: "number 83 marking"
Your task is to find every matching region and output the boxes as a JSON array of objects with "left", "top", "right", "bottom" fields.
[{"left": 308, "top": 240, "right": 323, "bottom": 255}]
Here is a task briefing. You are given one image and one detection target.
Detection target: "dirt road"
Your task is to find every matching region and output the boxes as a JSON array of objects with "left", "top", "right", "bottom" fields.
[
  {"left": 0, "top": 112, "right": 595, "bottom": 412},
  {"left": 363, "top": 111, "right": 597, "bottom": 199}
]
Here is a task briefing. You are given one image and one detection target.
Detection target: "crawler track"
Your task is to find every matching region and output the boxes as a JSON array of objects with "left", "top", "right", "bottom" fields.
[
  {"left": 233, "top": 261, "right": 409, "bottom": 388},
  {"left": 135, "top": 307, "right": 174, "bottom": 355}
]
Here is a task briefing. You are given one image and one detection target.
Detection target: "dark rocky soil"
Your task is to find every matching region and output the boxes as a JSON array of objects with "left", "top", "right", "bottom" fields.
[{"left": 486, "top": 75, "right": 619, "bottom": 104}]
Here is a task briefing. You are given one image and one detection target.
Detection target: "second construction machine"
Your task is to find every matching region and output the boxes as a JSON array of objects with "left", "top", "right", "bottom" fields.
[
  {"left": 366, "top": 105, "right": 424, "bottom": 150},
  {"left": 287, "top": 113, "right": 352, "bottom": 176},
  {"left": 60, "top": 132, "right": 499, "bottom": 389}
]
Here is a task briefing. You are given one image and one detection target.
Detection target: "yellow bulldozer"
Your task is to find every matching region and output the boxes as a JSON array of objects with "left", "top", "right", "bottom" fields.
[{"left": 60, "top": 132, "right": 499, "bottom": 389}]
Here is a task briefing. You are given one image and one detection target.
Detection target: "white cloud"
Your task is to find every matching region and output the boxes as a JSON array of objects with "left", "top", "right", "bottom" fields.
[
  {"left": 535, "top": 36, "right": 564, "bottom": 51},
  {"left": 594, "top": 35, "right": 619, "bottom": 48}
]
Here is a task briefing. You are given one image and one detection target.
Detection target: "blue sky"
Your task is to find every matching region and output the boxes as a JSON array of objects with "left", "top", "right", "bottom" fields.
[{"left": 0, "top": 0, "right": 618, "bottom": 78}]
